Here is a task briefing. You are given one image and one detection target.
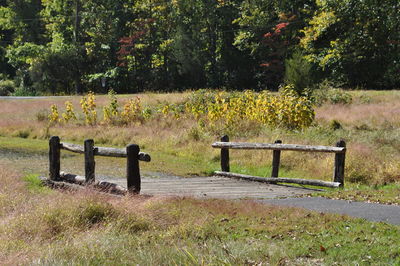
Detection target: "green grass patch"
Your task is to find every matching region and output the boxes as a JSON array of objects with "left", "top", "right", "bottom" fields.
[
  {"left": 317, "top": 183, "right": 400, "bottom": 205},
  {"left": 0, "top": 136, "right": 48, "bottom": 154},
  {"left": 23, "top": 174, "right": 51, "bottom": 194}
]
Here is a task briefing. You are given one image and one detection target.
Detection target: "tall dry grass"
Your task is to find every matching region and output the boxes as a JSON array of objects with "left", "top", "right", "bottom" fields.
[
  {"left": 316, "top": 101, "right": 400, "bottom": 128},
  {"left": 1, "top": 90, "right": 400, "bottom": 185},
  {"left": 0, "top": 164, "right": 399, "bottom": 265}
]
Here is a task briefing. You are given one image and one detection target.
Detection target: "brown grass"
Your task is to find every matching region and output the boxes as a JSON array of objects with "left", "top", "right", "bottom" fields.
[
  {"left": 1, "top": 90, "right": 400, "bottom": 185},
  {"left": 0, "top": 162, "right": 399, "bottom": 264},
  {"left": 316, "top": 100, "right": 400, "bottom": 128}
]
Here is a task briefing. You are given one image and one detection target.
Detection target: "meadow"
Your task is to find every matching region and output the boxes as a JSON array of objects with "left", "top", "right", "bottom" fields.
[
  {"left": 0, "top": 90, "right": 400, "bottom": 264},
  {"left": 1, "top": 89, "right": 400, "bottom": 189},
  {"left": 0, "top": 167, "right": 399, "bottom": 264}
]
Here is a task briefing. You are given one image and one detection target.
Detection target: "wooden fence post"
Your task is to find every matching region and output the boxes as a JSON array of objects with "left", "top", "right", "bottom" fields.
[
  {"left": 84, "top": 139, "right": 95, "bottom": 183},
  {"left": 49, "top": 136, "right": 61, "bottom": 181},
  {"left": 271, "top": 140, "right": 282, "bottom": 178},
  {"left": 221, "top": 135, "right": 230, "bottom": 172},
  {"left": 127, "top": 144, "right": 141, "bottom": 193},
  {"left": 333, "top": 140, "right": 346, "bottom": 188}
]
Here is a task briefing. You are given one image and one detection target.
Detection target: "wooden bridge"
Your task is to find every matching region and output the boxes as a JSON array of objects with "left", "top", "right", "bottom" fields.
[{"left": 42, "top": 136, "right": 346, "bottom": 199}]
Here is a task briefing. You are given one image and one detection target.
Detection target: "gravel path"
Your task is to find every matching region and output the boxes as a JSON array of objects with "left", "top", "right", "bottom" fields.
[{"left": 261, "top": 197, "right": 400, "bottom": 225}]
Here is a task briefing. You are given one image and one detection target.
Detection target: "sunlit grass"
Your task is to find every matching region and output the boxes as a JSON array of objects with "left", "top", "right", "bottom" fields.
[
  {"left": 0, "top": 90, "right": 400, "bottom": 196},
  {"left": 0, "top": 165, "right": 399, "bottom": 264}
]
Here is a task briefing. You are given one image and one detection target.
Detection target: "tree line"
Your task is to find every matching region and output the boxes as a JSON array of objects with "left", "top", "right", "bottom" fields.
[{"left": 0, "top": 0, "right": 399, "bottom": 95}]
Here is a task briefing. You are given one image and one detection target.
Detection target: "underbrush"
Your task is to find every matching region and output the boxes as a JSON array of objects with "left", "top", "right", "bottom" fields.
[
  {"left": 48, "top": 88, "right": 315, "bottom": 131},
  {"left": 0, "top": 167, "right": 399, "bottom": 265}
]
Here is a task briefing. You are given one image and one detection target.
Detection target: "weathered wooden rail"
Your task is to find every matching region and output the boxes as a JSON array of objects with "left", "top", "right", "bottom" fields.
[
  {"left": 48, "top": 136, "right": 151, "bottom": 193},
  {"left": 212, "top": 135, "right": 346, "bottom": 188}
]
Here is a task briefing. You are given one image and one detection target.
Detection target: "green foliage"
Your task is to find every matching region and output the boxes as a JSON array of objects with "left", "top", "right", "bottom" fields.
[
  {"left": 103, "top": 89, "right": 120, "bottom": 124},
  {"left": 6, "top": 43, "right": 45, "bottom": 69},
  {"left": 12, "top": 86, "right": 38, "bottom": 96},
  {"left": 300, "top": 0, "right": 400, "bottom": 89},
  {"left": 23, "top": 174, "right": 50, "bottom": 194},
  {"left": 0, "top": 0, "right": 399, "bottom": 93},
  {"left": 0, "top": 78, "right": 15, "bottom": 95},
  {"left": 30, "top": 45, "right": 84, "bottom": 94},
  {"left": 284, "top": 51, "right": 316, "bottom": 94},
  {"left": 313, "top": 81, "right": 353, "bottom": 105}
]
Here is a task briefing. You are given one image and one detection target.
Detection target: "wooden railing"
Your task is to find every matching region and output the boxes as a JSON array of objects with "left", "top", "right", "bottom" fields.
[
  {"left": 212, "top": 135, "right": 346, "bottom": 188},
  {"left": 49, "top": 136, "right": 151, "bottom": 193}
]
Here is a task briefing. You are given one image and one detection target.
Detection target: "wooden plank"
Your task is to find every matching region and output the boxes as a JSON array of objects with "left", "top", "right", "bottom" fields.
[
  {"left": 212, "top": 142, "right": 346, "bottom": 153},
  {"left": 96, "top": 147, "right": 127, "bottom": 158},
  {"left": 60, "top": 142, "right": 151, "bottom": 162},
  {"left": 214, "top": 171, "right": 341, "bottom": 188},
  {"left": 84, "top": 139, "right": 95, "bottom": 183},
  {"left": 60, "top": 142, "right": 83, "bottom": 153},
  {"left": 49, "top": 136, "right": 61, "bottom": 181}
]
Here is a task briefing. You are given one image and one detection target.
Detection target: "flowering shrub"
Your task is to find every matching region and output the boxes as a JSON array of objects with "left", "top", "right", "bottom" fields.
[
  {"left": 163, "top": 87, "right": 315, "bottom": 130},
  {"left": 48, "top": 89, "right": 315, "bottom": 131},
  {"left": 80, "top": 92, "right": 97, "bottom": 125},
  {"left": 61, "top": 101, "right": 77, "bottom": 123},
  {"left": 48, "top": 104, "right": 60, "bottom": 124},
  {"left": 121, "top": 97, "right": 143, "bottom": 124},
  {"left": 103, "top": 90, "right": 120, "bottom": 124}
]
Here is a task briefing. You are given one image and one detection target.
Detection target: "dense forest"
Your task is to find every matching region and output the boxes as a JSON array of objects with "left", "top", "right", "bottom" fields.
[{"left": 0, "top": 0, "right": 399, "bottom": 95}]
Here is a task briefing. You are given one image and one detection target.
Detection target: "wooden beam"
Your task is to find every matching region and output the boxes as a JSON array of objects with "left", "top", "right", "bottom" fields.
[
  {"left": 40, "top": 174, "right": 128, "bottom": 196},
  {"left": 220, "top": 135, "right": 230, "bottom": 172},
  {"left": 214, "top": 171, "right": 341, "bottom": 188},
  {"left": 212, "top": 142, "right": 346, "bottom": 153},
  {"left": 271, "top": 140, "right": 282, "bottom": 178},
  {"left": 333, "top": 140, "right": 346, "bottom": 188},
  {"left": 84, "top": 139, "right": 95, "bottom": 183},
  {"left": 40, "top": 176, "right": 82, "bottom": 192},
  {"left": 60, "top": 142, "right": 83, "bottom": 153},
  {"left": 127, "top": 144, "right": 141, "bottom": 193},
  {"left": 60, "top": 172, "right": 86, "bottom": 185},
  {"left": 60, "top": 142, "right": 151, "bottom": 162},
  {"left": 49, "top": 136, "right": 61, "bottom": 181},
  {"left": 59, "top": 173, "right": 128, "bottom": 195}
]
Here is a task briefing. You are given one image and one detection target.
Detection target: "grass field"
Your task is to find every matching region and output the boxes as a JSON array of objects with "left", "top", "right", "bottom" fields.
[
  {"left": 1, "top": 90, "right": 400, "bottom": 186},
  {"left": 0, "top": 90, "right": 400, "bottom": 264},
  {"left": 0, "top": 165, "right": 399, "bottom": 265}
]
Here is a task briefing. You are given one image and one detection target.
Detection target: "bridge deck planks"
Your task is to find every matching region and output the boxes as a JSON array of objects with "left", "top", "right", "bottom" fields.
[{"left": 102, "top": 176, "right": 316, "bottom": 199}]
